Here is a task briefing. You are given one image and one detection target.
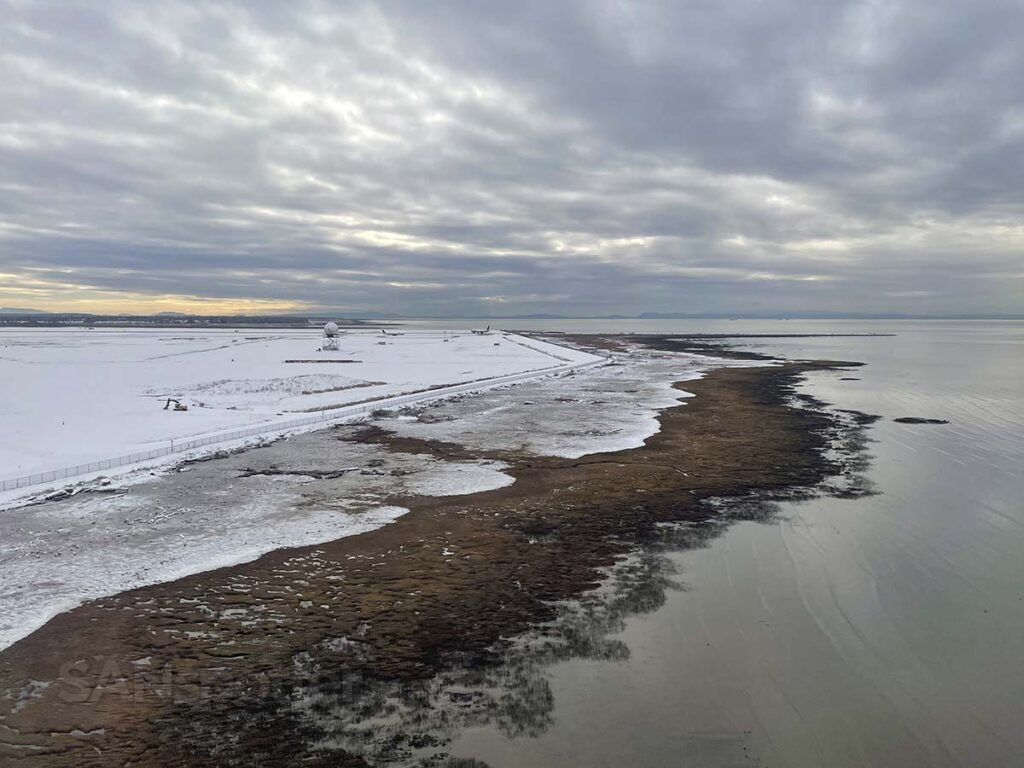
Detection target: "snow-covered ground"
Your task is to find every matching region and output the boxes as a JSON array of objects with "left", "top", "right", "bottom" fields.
[
  {"left": 0, "top": 334, "right": 749, "bottom": 651},
  {"left": 0, "top": 328, "right": 598, "bottom": 495}
]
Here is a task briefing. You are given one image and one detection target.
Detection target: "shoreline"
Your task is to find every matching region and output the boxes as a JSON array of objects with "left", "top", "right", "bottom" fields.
[{"left": 0, "top": 338, "right": 869, "bottom": 766}]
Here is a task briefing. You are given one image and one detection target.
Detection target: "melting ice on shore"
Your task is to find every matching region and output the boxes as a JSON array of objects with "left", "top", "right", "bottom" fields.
[
  {"left": 0, "top": 338, "right": 743, "bottom": 651},
  {"left": 0, "top": 429, "right": 515, "bottom": 651},
  {"left": 372, "top": 343, "right": 733, "bottom": 458}
]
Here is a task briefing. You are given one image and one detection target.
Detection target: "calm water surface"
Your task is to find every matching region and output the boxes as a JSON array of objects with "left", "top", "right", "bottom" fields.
[{"left": 442, "top": 320, "right": 1024, "bottom": 767}]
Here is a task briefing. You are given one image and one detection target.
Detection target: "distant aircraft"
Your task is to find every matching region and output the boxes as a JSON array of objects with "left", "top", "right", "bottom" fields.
[
  {"left": 470, "top": 325, "right": 491, "bottom": 335},
  {"left": 380, "top": 328, "right": 404, "bottom": 336}
]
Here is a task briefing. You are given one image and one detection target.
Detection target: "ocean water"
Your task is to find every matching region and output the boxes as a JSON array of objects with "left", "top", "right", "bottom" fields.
[{"left": 442, "top": 320, "right": 1024, "bottom": 767}]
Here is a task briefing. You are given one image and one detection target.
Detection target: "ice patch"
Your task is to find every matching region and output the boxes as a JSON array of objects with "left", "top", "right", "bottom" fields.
[
  {"left": 404, "top": 461, "right": 514, "bottom": 497},
  {"left": 379, "top": 347, "right": 728, "bottom": 458},
  {"left": 0, "top": 427, "right": 522, "bottom": 651}
]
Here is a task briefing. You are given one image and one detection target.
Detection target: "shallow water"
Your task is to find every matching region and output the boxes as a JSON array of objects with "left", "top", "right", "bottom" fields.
[{"left": 448, "top": 320, "right": 1024, "bottom": 767}]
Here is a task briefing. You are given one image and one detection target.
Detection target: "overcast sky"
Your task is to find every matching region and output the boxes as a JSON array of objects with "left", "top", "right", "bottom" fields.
[{"left": 2, "top": 0, "right": 1023, "bottom": 316}]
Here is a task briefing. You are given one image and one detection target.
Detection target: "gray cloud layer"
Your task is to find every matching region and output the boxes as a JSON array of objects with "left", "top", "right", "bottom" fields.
[{"left": 2, "top": 0, "right": 1023, "bottom": 315}]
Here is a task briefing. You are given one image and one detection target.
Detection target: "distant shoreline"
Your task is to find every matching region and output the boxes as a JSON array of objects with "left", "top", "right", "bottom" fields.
[{"left": 2, "top": 313, "right": 1022, "bottom": 328}]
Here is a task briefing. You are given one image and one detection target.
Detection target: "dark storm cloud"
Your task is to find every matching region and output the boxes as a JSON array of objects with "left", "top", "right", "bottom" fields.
[{"left": 1, "top": 0, "right": 1022, "bottom": 315}]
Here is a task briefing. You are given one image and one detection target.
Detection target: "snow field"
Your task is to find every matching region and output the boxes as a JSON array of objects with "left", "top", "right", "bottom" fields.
[{"left": 0, "top": 328, "right": 600, "bottom": 495}]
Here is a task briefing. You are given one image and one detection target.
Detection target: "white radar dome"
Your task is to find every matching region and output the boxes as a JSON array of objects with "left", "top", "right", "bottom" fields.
[{"left": 324, "top": 322, "right": 340, "bottom": 337}]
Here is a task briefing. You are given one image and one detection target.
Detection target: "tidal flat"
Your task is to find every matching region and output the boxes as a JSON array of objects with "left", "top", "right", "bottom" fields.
[{"left": 0, "top": 335, "right": 875, "bottom": 766}]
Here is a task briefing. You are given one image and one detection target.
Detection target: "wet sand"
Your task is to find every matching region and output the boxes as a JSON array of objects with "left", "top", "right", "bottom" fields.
[{"left": 0, "top": 339, "right": 866, "bottom": 766}]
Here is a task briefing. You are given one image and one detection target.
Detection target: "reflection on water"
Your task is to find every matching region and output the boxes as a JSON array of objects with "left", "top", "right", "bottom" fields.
[
  {"left": 290, "top": 420, "right": 872, "bottom": 768},
  {"left": 447, "top": 321, "right": 1024, "bottom": 767},
  {"left": 289, "top": 518, "right": 751, "bottom": 765}
]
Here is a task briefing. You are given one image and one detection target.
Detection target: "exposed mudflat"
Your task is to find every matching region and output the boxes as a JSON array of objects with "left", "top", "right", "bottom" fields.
[{"left": 0, "top": 338, "right": 868, "bottom": 766}]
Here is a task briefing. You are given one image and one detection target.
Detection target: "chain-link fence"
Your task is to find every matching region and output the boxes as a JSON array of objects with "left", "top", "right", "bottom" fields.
[{"left": 1, "top": 357, "right": 606, "bottom": 494}]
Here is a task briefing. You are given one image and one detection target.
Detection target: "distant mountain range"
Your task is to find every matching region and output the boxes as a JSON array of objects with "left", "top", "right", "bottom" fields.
[{"left": 0, "top": 307, "right": 50, "bottom": 314}]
